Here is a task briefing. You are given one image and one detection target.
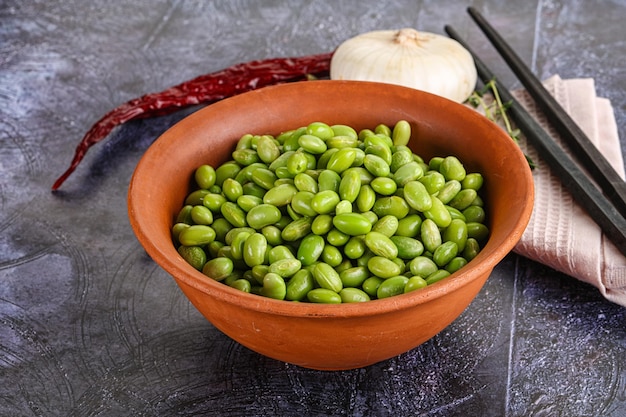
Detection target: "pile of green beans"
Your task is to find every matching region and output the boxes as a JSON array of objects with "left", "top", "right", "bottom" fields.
[{"left": 173, "top": 120, "right": 489, "bottom": 303}]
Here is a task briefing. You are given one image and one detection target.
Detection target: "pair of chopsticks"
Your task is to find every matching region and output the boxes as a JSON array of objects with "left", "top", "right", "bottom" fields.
[{"left": 445, "top": 7, "right": 626, "bottom": 258}]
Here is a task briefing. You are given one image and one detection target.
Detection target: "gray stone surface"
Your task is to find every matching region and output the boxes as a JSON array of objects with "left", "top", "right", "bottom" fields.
[{"left": 1, "top": 0, "right": 625, "bottom": 415}]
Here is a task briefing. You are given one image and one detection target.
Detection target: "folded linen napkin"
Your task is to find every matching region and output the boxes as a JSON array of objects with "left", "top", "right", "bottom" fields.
[{"left": 484, "top": 75, "right": 626, "bottom": 306}]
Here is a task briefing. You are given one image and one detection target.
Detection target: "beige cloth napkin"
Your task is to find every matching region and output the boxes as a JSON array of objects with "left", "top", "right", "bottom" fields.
[{"left": 493, "top": 75, "right": 626, "bottom": 306}]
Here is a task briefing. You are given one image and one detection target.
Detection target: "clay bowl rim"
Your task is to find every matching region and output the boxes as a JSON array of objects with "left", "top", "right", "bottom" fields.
[{"left": 128, "top": 80, "right": 534, "bottom": 319}]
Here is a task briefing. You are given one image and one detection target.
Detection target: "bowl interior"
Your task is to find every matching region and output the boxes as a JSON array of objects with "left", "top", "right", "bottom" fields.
[{"left": 128, "top": 80, "right": 534, "bottom": 317}]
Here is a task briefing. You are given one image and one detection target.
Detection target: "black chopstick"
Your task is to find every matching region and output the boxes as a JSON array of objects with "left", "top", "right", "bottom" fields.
[
  {"left": 444, "top": 25, "right": 626, "bottom": 258},
  {"left": 467, "top": 6, "right": 626, "bottom": 216}
]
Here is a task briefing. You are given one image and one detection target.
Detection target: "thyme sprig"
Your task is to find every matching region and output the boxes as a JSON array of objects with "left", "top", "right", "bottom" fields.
[{"left": 469, "top": 78, "right": 536, "bottom": 169}]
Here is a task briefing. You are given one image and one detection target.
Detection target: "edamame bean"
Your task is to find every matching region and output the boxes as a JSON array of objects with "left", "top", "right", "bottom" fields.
[
  {"left": 256, "top": 135, "right": 281, "bottom": 164},
  {"left": 377, "top": 276, "right": 409, "bottom": 299},
  {"left": 250, "top": 168, "right": 277, "bottom": 190},
  {"left": 390, "top": 236, "right": 424, "bottom": 259},
  {"left": 318, "top": 169, "right": 341, "bottom": 192},
  {"left": 331, "top": 124, "right": 358, "bottom": 139},
  {"left": 363, "top": 154, "right": 390, "bottom": 177},
  {"left": 462, "top": 205, "right": 485, "bottom": 223},
  {"left": 362, "top": 277, "right": 384, "bottom": 298},
  {"left": 237, "top": 195, "right": 263, "bottom": 212},
  {"left": 311, "top": 214, "right": 333, "bottom": 235},
  {"left": 178, "top": 225, "right": 216, "bottom": 246},
  {"left": 340, "top": 287, "right": 371, "bottom": 303},
  {"left": 190, "top": 205, "right": 213, "bottom": 225},
  {"left": 268, "top": 258, "right": 302, "bottom": 278},
  {"left": 425, "top": 269, "right": 451, "bottom": 285},
  {"left": 263, "top": 183, "right": 298, "bottom": 206},
  {"left": 419, "top": 171, "right": 446, "bottom": 194},
  {"left": 246, "top": 203, "right": 282, "bottom": 230},
  {"left": 433, "top": 241, "right": 458, "bottom": 267},
  {"left": 339, "top": 168, "right": 361, "bottom": 202},
  {"left": 312, "top": 262, "right": 343, "bottom": 293},
  {"left": 390, "top": 148, "right": 414, "bottom": 172},
  {"left": 449, "top": 189, "right": 478, "bottom": 211},
  {"left": 462, "top": 173, "right": 484, "bottom": 190},
  {"left": 356, "top": 184, "right": 376, "bottom": 212},
  {"left": 290, "top": 191, "right": 318, "bottom": 217},
  {"left": 298, "top": 134, "right": 327, "bottom": 154},
  {"left": 371, "top": 215, "right": 399, "bottom": 237},
  {"left": 442, "top": 218, "right": 468, "bottom": 252},
  {"left": 364, "top": 231, "right": 398, "bottom": 259},
  {"left": 424, "top": 196, "right": 452, "bottom": 228},
  {"left": 404, "top": 276, "right": 428, "bottom": 293},
  {"left": 326, "top": 135, "right": 358, "bottom": 149},
  {"left": 392, "top": 120, "right": 411, "bottom": 146},
  {"left": 243, "top": 233, "right": 268, "bottom": 267},
  {"left": 195, "top": 165, "right": 216, "bottom": 190},
  {"left": 332, "top": 213, "right": 372, "bottom": 236},
  {"left": 322, "top": 244, "right": 343, "bottom": 267},
  {"left": 403, "top": 180, "right": 433, "bottom": 212},
  {"left": 372, "top": 196, "right": 409, "bottom": 219},
  {"left": 177, "top": 246, "right": 207, "bottom": 271},
  {"left": 440, "top": 156, "right": 466, "bottom": 181},
  {"left": 370, "top": 177, "right": 397, "bottom": 195},
  {"left": 367, "top": 256, "right": 403, "bottom": 279},
  {"left": 311, "top": 190, "right": 340, "bottom": 214},
  {"left": 396, "top": 214, "right": 422, "bottom": 237},
  {"left": 221, "top": 202, "right": 247, "bottom": 228},
  {"left": 293, "top": 172, "right": 318, "bottom": 193},
  {"left": 286, "top": 269, "right": 315, "bottom": 301},
  {"left": 261, "top": 225, "right": 283, "bottom": 246},
  {"left": 344, "top": 236, "right": 366, "bottom": 259},
  {"left": 393, "top": 161, "right": 423, "bottom": 186},
  {"left": 297, "top": 234, "right": 325, "bottom": 266},
  {"left": 436, "top": 180, "right": 462, "bottom": 204},
  {"left": 281, "top": 216, "right": 313, "bottom": 241},
  {"left": 268, "top": 245, "right": 295, "bottom": 263},
  {"left": 306, "top": 121, "right": 334, "bottom": 140},
  {"left": 185, "top": 189, "right": 211, "bottom": 206},
  {"left": 420, "top": 219, "right": 442, "bottom": 253},
  {"left": 339, "top": 266, "right": 370, "bottom": 288},
  {"left": 202, "top": 257, "right": 234, "bottom": 281},
  {"left": 467, "top": 222, "right": 490, "bottom": 242},
  {"left": 306, "top": 288, "right": 342, "bottom": 304},
  {"left": 409, "top": 256, "right": 438, "bottom": 278},
  {"left": 327, "top": 148, "right": 357, "bottom": 173},
  {"left": 261, "top": 272, "right": 287, "bottom": 300}
]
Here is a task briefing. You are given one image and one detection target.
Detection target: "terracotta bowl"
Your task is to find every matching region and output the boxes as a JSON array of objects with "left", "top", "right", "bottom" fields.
[{"left": 128, "top": 80, "right": 533, "bottom": 370}]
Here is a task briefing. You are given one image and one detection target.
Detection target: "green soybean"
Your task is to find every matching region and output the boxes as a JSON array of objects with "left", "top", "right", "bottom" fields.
[
  {"left": 340, "top": 287, "right": 371, "bottom": 303},
  {"left": 261, "top": 273, "right": 287, "bottom": 300},
  {"left": 195, "top": 165, "right": 216, "bottom": 190},
  {"left": 364, "top": 231, "right": 398, "bottom": 259},
  {"left": 297, "top": 234, "right": 325, "bottom": 266},
  {"left": 392, "top": 120, "right": 411, "bottom": 146},
  {"left": 202, "top": 257, "right": 234, "bottom": 281},
  {"left": 178, "top": 225, "right": 216, "bottom": 247},
  {"left": 286, "top": 269, "right": 315, "bottom": 301},
  {"left": 312, "top": 262, "right": 343, "bottom": 293},
  {"left": 367, "top": 256, "right": 403, "bottom": 279},
  {"left": 268, "top": 258, "right": 302, "bottom": 278},
  {"left": 332, "top": 213, "right": 372, "bottom": 236},
  {"left": 177, "top": 246, "right": 207, "bottom": 271},
  {"left": 377, "top": 276, "right": 409, "bottom": 299},
  {"left": 246, "top": 204, "right": 282, "bottom": 229},
  {"left": 243, "top": 233, "right": 268, "bottom": 267},
  {"left": 307, "top": 288, "right": 342, "bottom": 304}
]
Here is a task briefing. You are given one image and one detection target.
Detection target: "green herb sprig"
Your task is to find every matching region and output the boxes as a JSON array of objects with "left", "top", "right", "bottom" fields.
[{"left": 469, "top": 79, "right": 536, "bottom": 169}]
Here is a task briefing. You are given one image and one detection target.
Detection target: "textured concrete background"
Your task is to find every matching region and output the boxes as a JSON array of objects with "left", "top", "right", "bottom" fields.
[{"left": 1, "top": 1, "right": 625, "bottom": 416}]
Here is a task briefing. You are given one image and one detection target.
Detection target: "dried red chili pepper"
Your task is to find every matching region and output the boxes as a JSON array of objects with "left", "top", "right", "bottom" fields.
[{"left": 52, "top": 52, "right": 333, "bottom": 190}]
